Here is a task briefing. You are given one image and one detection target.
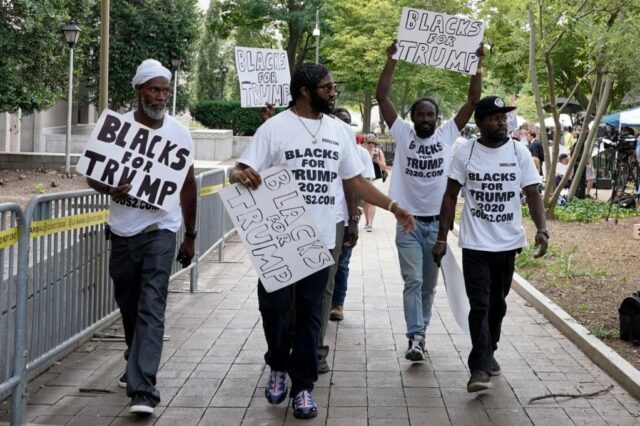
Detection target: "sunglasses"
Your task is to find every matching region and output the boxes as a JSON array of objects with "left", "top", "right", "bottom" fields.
[{"left": 316, "top": 83, "right": 340, "bottom": 96}]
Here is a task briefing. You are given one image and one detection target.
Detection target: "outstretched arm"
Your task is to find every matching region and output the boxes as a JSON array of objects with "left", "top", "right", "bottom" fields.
[
  {"left": 432, "top": 178, "right": 462, "bottom": 267},
  {"left": 376, "top": 40, "right": 399, "bottom": 128},
  {"left": 453, "top": 43, "right": 484, "bottom": 131}
]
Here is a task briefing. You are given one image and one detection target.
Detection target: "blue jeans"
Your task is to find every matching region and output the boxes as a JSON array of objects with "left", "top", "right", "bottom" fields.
[
  {"left": 332, "top": 229, "right": 353, "bottom": 307},
  {"left": 396, "top": 220, "right": 439, "bottom": 338},
  {"left": 109, "top": 229, "right": 177, "bottom": 405}
]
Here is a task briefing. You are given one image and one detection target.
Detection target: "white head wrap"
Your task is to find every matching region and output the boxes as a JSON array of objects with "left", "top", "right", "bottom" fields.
[{"left": 131, "top": 59, "right": 172, "bottom": 89}]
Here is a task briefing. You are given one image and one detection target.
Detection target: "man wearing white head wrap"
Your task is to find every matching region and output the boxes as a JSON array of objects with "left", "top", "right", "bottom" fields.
[{"left": 86, "top": 58, "right": 197, "bottom": 417}]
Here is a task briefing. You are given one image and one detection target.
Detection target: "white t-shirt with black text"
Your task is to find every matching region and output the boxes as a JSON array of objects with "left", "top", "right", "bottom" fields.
[
  {"left": 334, "top": 119, "right": 366, "bottom": 225},
  {"left": 108, "top": 112, "right": 194, "bottom": 237},
  {"left": 449, "top": 138, "right": 541, "bottom": 251},
  {"left": 238, "top": 110, "right": 364, "bottom": 249},
  {"left": 389, "top": 118, "right": 459, "bottom": 215}
]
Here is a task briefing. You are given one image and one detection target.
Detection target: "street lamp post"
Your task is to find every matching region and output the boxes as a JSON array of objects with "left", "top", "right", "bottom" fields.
[
  {"left": 171, "top": 56, "right": 181, "bottom": 116},
  {"left": 313, "top": 10, "right": 320, "bottom": 64},
  {"left": 219, "top": 66, "right": 229, "bottom": 99},
  {"left": 61, "top": 22, "right": 81, "bottom": 177}
]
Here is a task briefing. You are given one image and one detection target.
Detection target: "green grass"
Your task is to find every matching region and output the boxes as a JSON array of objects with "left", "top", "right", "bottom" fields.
[
  {"left": 591, "top": 325, "right": 619, "bottom": 339},
  {"left": 522, "top": 198, "right": 640, "bottom": 222}
]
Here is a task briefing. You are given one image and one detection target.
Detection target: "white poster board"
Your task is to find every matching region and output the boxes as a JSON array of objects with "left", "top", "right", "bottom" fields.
[
  {"left": 218, "top": 166, "right": 334, "bottom": 292},
  {"left": 234, "top": 47, "right": 292, "bottom": 108},
  {"left": 440, "top": 243, "right": 470, "bottom": 334},
  {"left": 76, "top": 109, "right": 193, "bottom": 212},
  {"left": 393, "top": 7, "right": 485, "bottom": 75}
]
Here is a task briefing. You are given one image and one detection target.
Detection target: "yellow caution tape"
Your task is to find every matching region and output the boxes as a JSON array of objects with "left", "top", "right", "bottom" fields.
[
  {"left": 200, "top": 183, "right": 224, "bottom": 197},
  {"left": 30, "top": 210, "right": 109, "bottom": 238},
  {"left": 0, "top": 227, "right": 19, "bottom": 250}
]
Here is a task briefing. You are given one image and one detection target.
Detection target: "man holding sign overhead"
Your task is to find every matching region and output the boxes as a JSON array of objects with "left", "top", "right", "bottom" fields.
[
  {"left": 376, "top": 34, "right": 483, "bottom": 362},
  {"left": 85, "top": 59, "right": 197, "bottom": 416},
  {"left": 230, "top": 63, "right": 415, "bottom": 419}
]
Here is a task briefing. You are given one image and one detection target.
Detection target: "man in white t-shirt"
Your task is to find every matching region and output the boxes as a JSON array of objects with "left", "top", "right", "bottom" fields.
[
  {"left": 375, "top": 39, "right": 484, "bottom": 362},
  {"left": 230, "top": 63, "right": 415, "bottom": 419},
  {"left": 86, "top": 59, "right": 197, "bottom": 416},
  {"left": 432, "top": 96, "right": 549, "bottom": 393}
]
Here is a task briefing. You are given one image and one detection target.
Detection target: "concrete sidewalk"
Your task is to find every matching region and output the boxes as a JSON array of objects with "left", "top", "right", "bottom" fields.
[{"left": 3, "top": 208, "right": 640, "bottom": 425}]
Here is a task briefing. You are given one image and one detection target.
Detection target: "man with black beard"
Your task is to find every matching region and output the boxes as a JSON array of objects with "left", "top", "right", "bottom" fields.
[
  {"left": 231, "top": 63, "right": 415, "bottom": 419},
  {"left": 376, "top": 40, "right": 483, "bottom": 362},
  {"left": 433, "top": 96, "right": 548, "bottom": 393}
]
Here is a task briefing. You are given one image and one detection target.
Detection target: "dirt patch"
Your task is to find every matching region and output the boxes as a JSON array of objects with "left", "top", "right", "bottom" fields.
[{"left": 0, "top": 169, "right": 89, "bottom": 209}]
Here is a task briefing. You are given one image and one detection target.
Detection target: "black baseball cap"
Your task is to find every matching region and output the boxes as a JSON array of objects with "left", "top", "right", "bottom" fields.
[{"left": 474, "top": 96, "right": 516, "bottom": 121}]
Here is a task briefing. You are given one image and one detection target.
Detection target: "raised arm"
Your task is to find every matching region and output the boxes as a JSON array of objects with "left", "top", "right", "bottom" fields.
[
  {"left": 375, "top": 40, "right": 399, "bottom": 128},
  {"left": 453, "top": 43, "right": 484, "bottom": 131}
]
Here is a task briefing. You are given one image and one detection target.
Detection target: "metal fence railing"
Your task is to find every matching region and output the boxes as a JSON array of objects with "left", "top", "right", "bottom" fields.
[{"left": 0, "top": 167, "right": 236, "bottom": 425}]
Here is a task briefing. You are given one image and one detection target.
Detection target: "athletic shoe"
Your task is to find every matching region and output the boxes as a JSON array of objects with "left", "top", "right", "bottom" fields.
[
  {"left": 329, "top": 305, "right": 344, "bottom": 321},
  {"left": 129, "top": 393, "right": 155, "bottom": 416},
  {"left": 292, "top": 390, "right": 318, "bottom": 419},
  {"left": 491, "top": 357, "right": 501, "bottom": 376},
  {"left": 264, "top": 370, "right": 287, "bottom": 404},
  {"left": 118, "top": 372, "right": 127, "bottom": 389},
  {"left": 405, "top": 336, "right": 426, "bottom": 361},
  {"left": 317, "top": 356, "right": 330, "bottom": 374},
  {"left": 467, "top": 371, "right": 492, "bottom": 393}
]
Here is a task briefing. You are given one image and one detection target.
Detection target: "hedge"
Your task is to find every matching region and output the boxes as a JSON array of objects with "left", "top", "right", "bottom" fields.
[{"left": 191, "top": 100, "right": 263, "bottom": 136}]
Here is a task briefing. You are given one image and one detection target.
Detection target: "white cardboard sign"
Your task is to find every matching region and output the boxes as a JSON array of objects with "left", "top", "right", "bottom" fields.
[
  {"left": 234, "top": 46, "right": 292, "bottom": 108},
  {"left": 76, "top": 109, "right": 193, "bottom": 212},
  {"left": 218, "top": 166, "right": 334, "bottom": 292},
  {"left": 393, "top": 7, "right": 485, "bottom": 75}
]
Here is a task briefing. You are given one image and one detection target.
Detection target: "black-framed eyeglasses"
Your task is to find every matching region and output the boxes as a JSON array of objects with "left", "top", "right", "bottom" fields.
[{"left": 317, "top": 83, "right": 339, "bottom": 93}]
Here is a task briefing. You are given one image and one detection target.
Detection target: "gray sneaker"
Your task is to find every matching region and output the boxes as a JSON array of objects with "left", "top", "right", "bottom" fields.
[
  {"left": 405, "top": 336, "right": 425, "bottom": 361},
  {"left": 467, "top": 370, "right": 492, "bottom": 393},
  {"left": 490, "top": 357, "right": 501, "bottom": 376}
]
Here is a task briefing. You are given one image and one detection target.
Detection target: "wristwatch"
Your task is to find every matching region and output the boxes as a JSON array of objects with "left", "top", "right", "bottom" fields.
[
  {"left": 185, "top": 230, "right": 197, "bottom": 240},
  {"left": 536, "top": 229, "right": 550, "bottom": 239},
  {"left": 349, "top": 215, "right": 360, "bottom": 223}
]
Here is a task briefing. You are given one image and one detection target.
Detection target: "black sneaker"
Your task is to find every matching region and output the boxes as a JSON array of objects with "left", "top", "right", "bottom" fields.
[
  {"left": 405, "top": 336, "right": 425, "bottom": 361},
  {"left": 118, "top": 372, "right": 127, "bottom": 389},
  {"left": 129, "top": 393, "right": 155, "bottom": 416},
  {"left": 490, "top": 357, "right": 501, "bottom": 376},
  {"left": 317, "top": 356, "right": 330, "bottom": 374},
  {"left": 292, "top": 390, "right": 318, "bottom": 419},
  {"left": 467, "top": 371, "right": 492, "bottom": 393}
]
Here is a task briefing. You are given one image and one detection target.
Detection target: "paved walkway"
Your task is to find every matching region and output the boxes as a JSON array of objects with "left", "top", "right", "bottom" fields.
[{"left": 4, "top": 206, "right": 640, "bottom": 425}]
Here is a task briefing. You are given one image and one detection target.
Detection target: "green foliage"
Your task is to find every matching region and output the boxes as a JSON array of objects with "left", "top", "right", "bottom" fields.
[
  {"left": 191, "top": 100, "right": 264, "bottom": 136},
  {"left": 1, "top": 0, "right": 94, "bottom": 114},
  {"left": 523, "top": 198, "right": 640, "bottom": 223},
  {"left": 32, "top": 183, "right": 45, "bottom": 194},
  {"left": 84, "top": 0, "right": 201, "bottom": 110},
  {"left": 591, "top": 325, "right": 619, "bottom": 340}
]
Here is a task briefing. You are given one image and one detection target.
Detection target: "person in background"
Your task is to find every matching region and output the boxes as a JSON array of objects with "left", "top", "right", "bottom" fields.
[
  {"left": 87, "top": 59, "right": 197, "bottom": 416},
  {"left": 433, "top": 96, "right": 548, "bottom": 394},
  {"left": 362, "top": 133, "right": 388, "bottom": 232}
]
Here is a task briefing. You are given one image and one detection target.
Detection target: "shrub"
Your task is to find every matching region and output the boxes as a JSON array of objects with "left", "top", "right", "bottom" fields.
[{"left": 191, "top": 100, "right": 263, "bottom": 136}]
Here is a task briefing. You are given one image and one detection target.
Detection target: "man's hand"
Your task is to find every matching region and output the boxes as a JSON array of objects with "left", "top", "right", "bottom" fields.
[
  {"left": 176, "top": 238, "right": 195, "bottom": 267},
  {"left": 344, "top": 221, "right": 359, "bottom": 249},
  {"left": 391, "top": 204, "right": 416, "bottom": 234},
  {"left": 258, "top": 103, "right": 275, "bottom": 123},
  {"left": 108, "top": 183, "right": 131, "bottom": 200},
  {"left": 230, "top": 166, "right": 262, "bottom": 190},
  {"left": 432, "top": 241, "right": 447, "bottom": 267},
  {"left": 475, "top": 42, "right": 485, "bottom": 64},
  {"left": 533, "top": 232, "right": 548, "bottom": 258},
  {"left": 386, "top": 39, "right": 398, "bottom": 59}
]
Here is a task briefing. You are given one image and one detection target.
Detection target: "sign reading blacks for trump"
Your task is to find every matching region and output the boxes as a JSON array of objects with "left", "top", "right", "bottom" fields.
[
  {"left": 76, "top": 109, "right": 193, "bottom": 211},
  {"left": 218, "top": 166, "right": 334, "bottom": 293},
  {"left": 393, "top": 7, "right": 485, "bottom": 75},
  {"left": 234, "top": 46, "right": 292, "bottom": 108}
]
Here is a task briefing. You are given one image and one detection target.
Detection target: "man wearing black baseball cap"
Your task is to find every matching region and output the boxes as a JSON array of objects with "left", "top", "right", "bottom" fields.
[{"left": 433, "top": 95, "right": 549, "bottom": 393}]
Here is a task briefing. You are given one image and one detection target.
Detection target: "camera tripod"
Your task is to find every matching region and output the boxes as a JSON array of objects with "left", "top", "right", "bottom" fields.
[{"left": 606, "top": 146, "right": 639, "bottom": 223}]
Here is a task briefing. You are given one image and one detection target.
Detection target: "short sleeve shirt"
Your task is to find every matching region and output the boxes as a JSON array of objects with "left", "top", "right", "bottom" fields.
[
  {"left": 238, "top": 110, "right": 364, "bottom": 249},
  {"left": 449, "top": 138, "right": 541, "bottom": 251},
  {"left": 388, "top": 118, "right": 459, "bottom": 215}
]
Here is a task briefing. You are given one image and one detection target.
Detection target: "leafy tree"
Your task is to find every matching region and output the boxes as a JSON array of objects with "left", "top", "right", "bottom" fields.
[
  {"left": 84, "top": 0, "right": 201, "bottom": 111},
  {"left": 0, "top": 0, "right": 94, "bottom": 114}
]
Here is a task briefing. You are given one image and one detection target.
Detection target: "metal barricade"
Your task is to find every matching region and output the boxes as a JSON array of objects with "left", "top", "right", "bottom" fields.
[{"left": 0, "top": 203, "right": 29, "bottom": 426}]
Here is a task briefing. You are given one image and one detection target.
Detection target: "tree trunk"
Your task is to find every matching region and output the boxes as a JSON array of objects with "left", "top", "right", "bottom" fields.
[{"left": 362, "top": 90, "right": 372, "bottom": 134}]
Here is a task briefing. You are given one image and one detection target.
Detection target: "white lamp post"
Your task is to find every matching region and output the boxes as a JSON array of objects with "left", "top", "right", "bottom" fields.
[
  {"left": 171, "top": 56, "right": 181, "bottom": 116},
  {"left": 62, "top": 22, "right": 81, "bottom": 177},
  {"left": 313, "top": 10, "right": 320, "bottom": 64}
]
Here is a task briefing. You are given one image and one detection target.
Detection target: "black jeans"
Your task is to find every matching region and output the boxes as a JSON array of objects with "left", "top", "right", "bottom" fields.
[
  {"left": 258, "top": 267, "right": 329, "bottom": 396},
  {"left": 462, "top": 248, "right": 517, "bottom": 374},
  {"left": 109, "top": 229, "right": 176, "bottom": 405}
]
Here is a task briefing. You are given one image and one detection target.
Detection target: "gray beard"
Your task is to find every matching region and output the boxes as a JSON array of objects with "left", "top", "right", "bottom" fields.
[{"left": 141, "top": 99, "right": 165, "bottom": 120}]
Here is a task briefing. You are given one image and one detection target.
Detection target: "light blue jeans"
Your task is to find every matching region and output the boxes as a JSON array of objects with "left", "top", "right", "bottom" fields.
[{"left": 396, "top": 220, "right": 439, "bottom": 338}]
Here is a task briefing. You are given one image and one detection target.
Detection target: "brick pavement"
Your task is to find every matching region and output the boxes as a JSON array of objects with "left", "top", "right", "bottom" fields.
[{"left": 3, "top": 207, "right": 640, "bottom": 425}]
